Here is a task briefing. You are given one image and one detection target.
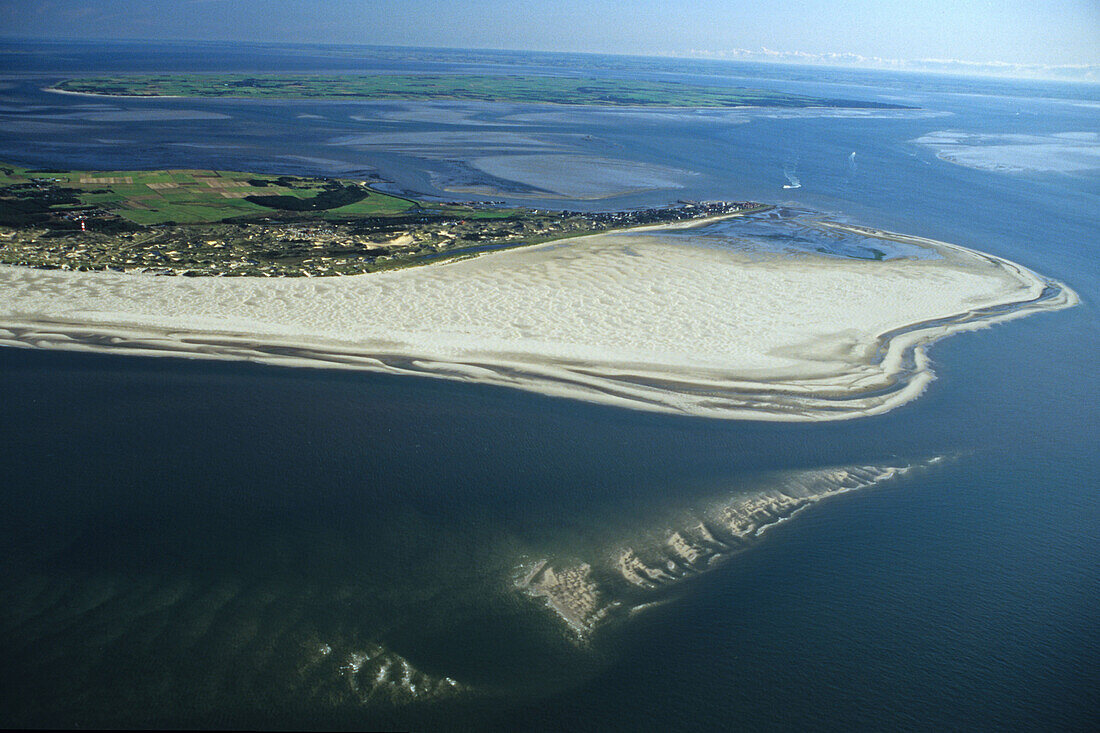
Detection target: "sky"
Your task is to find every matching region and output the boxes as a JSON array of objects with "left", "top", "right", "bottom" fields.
[{"left": 3, "top": 0, "right": 1098, "bottom": 79}]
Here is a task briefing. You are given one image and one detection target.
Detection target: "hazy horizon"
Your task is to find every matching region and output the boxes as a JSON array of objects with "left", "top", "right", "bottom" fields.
[
  {"left": 2, "top": 35, "right": 1098, "bottom": 86},
  {"left": 3, "top": 0, "right": 1098, "bottom": 82}
]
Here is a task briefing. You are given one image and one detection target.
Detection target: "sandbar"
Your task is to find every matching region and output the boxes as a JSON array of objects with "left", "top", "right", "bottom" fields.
[
  {"left": 0, "top": 210, "right": 1078, "bottom": 421},
  {"left": 518, "top": 458, "right": 939, "bottom": 637}
]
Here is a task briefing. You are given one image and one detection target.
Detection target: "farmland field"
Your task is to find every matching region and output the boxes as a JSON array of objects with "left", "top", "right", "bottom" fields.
[{"left": 0, "top": 164, "right": 415, "bottom": 225}]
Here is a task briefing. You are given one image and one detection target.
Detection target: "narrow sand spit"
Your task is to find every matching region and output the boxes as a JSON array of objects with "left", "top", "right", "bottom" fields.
[{"left": 0, "top": 212, "right": 1078, "bottom": 421}]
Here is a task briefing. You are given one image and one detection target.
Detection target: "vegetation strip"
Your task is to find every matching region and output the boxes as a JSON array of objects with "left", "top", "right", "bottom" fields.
[{"left": 50, "top": 73, "right": 914, "bottom": 109}]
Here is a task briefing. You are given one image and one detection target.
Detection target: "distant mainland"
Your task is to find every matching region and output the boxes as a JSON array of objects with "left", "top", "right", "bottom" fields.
[{"left": 48, "top": 73, "right": 915, "bottom": 109}]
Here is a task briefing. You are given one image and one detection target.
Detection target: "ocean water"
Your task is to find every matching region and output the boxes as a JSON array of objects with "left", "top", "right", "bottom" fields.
[{"left": 0, "top": 42, "right": 1097, "bottom": 730}]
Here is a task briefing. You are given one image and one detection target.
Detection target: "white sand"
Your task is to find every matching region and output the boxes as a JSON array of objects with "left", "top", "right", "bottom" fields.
[
  {"left": 0, "top": 216, "right": 1078, "bottom": 420},
  {"left": 911, "top": 130, "right": 1100, "bottom": 173}
]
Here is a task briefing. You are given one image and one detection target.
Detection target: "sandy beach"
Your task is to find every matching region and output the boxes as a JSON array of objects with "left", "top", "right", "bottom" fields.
[{"left": 0, "top": 212, "right": 1078, "bottom": 421}]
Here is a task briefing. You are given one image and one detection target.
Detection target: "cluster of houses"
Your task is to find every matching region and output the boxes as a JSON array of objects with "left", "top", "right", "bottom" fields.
[{"left": 0, "top": 200, "right": 762, "bottom": 277}]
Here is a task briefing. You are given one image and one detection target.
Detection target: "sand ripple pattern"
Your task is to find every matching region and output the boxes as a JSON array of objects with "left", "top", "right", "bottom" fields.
[{"left": 0, "top": 210, "right": 1078, "bottom": 420}]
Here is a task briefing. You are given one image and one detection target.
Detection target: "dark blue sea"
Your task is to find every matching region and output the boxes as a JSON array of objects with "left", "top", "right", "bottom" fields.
[{"left": 0, "top": 41, "right": 1096, "bottom": 730}]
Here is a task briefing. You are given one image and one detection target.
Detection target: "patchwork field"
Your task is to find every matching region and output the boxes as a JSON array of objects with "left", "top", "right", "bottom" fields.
[{"left": 0, "top": 164, "right": 415, "bottom": 226}]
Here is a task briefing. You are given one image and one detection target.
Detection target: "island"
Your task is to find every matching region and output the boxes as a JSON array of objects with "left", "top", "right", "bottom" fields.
[
  {"left": 48, "top": 73, "right": 915, "bottom": 109},
  {"left": 0, "top": 164, "right": 1077, "bottom": 424}
]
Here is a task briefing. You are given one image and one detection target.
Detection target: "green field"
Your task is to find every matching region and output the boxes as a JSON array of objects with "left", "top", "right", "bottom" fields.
[
  {"left": 51, "top": 74, "right": 912, "bottom": 109},
  {"left": 0, "top": 164, "right": 416, "bottom": 226}
]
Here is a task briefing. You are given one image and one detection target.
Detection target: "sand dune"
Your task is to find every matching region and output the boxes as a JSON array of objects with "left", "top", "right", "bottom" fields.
[{"left": 0, "top": 211, "right": 1077, "bottom": 420}]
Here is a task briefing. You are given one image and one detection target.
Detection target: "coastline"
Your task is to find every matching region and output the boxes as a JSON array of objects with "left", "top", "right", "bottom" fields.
[
  {"left": 42, "top": 86, "right": 187, "bottom": 99},
  {"left": 0, "top": 214, "right": 1078, "bottom": 422},
  {"left": 41, "top": 85, "right": 752, "bottom": 107},
  {"left": 38, "top": 85, "right": 877, "bottom": 111}
]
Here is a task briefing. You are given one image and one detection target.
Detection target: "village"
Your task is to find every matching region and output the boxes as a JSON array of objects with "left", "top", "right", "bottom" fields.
[{"left": 0, "top": 199, "right": 763, "bottom": 277}]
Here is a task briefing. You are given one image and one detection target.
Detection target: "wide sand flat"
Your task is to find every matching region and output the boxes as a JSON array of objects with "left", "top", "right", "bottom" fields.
[{"left": 0, "top": 213, "right": 1077, "bottom": 420}]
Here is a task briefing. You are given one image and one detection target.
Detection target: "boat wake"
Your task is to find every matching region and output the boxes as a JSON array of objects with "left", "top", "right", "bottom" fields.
[{"left": 782, "top": 165, "right": 802, "bottom": 189}]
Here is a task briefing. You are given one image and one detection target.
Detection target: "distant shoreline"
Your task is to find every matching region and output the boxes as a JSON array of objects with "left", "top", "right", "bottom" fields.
[
  {"left": 42, "top": 85, "right": 751, "bottom": 107},
  {"left": 43, "top": 73, "right": 917, "bottom": 110},
  {"left": 44, "top": 87, "right": 186, "bottom": 100}
]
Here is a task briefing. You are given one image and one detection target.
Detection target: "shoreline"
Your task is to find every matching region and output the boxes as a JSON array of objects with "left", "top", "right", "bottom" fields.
[
  {"left": 0, "top": 213, "right": 1079, "bottom": 422},
  {"left": 42, "top": 85, "right": 752, "bottom": 108},
  {"left": 39, "top": 86, "right": 886, "bottom": 112},
  {"left": 43, "top": 86, "right": 187, "bottom": 99}
]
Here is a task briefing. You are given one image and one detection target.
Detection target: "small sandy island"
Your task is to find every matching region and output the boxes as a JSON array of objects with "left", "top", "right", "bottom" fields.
[{"left": 0, "top": 209, "right": 1078, "bottom": 421}]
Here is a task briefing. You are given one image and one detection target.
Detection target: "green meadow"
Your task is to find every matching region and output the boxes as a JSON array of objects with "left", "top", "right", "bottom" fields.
[{"left": 0, "top": 164, "right": 416, "bottom": 225}]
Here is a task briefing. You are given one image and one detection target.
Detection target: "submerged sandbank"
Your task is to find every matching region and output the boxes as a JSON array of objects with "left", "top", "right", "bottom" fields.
[
  {"left": 0, "top": 209, "right": 1078, "bottom": 421},
  {"left": 516, "top": 457, "right": 942, "bottom": 637}
]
